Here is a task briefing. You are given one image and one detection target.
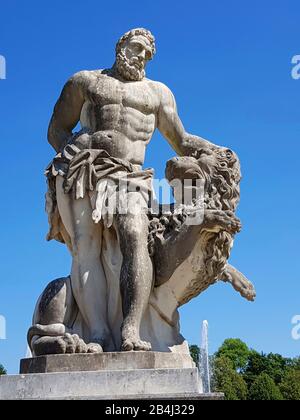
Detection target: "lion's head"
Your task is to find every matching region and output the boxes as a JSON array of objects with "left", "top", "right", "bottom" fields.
[{"left": 165, "top": 146, "right": 241, "bottom": 212}]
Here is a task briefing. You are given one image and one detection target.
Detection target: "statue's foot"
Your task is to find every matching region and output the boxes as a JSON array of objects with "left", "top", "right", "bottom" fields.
[
  {"left": 68, "top": 334, "right": 88, "bottom": 353},
  {"left": 32, "top": 333, "right": 93, "bottom": 356},
  {"left": 121, "top": 338, "right": 152, "bottom": 352},
  {"left": 223, "top": 265, "right": 256, "bottom": 302},
  {"left": 242, "top": 285, "right": 256, "bottom": 302},
  {"left": 33, "top": 335, "right": 68, "bottom": 356},
  {"left": 232, "top": 278, "right": 256, "bottom": 302},
  {"left": 87, "top": 343, "right": 103, "bottom": 353}
]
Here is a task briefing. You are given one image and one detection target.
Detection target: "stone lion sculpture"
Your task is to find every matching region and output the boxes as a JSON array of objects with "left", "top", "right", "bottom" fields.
[{"left": 28, "top": 144, "right": 255, "bottom": 356}]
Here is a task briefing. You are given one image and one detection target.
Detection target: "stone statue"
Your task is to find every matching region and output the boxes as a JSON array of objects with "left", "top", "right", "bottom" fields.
[{"left": 28, "top": 28, "right": 255, "bottom": 357}]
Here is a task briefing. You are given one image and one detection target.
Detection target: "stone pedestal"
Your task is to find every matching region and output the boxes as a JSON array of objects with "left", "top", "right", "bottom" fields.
[
  {"left": 20, "top": 351, "right": 195, "bottom": 374},
  {"left": 0, "top": 353, "right": 224, "bottom": 400},
  {"left": 1, "top": 368, "right": 204, "bottom": 400}
]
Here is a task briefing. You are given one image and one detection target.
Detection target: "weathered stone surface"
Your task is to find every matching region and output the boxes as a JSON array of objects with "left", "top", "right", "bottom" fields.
[
  {"left": 20, "top": 352, "right": 195, "bottom": 374},
  {"left": 26, "top": 27, "right": 255, "bottom": 361},
  {"left": 0, "top": 368, "right": 202, "bottom": 400}
]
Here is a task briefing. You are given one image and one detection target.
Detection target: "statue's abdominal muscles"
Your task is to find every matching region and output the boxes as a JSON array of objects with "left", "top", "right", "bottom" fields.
[{"left": 77, "top": 79, "right": 157, "bottom": 164}]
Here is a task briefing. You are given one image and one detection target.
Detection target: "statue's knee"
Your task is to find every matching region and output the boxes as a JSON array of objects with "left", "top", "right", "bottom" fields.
[
  {"left": 119, "top": 215, "right": 148, "bottom": 242},
  {"left": 31, "top": 277, "right": 72, "bottom": 332}
]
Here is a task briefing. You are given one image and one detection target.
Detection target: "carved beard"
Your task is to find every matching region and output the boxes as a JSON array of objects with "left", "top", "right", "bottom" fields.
[{"left": 115, "top": 50, "right": 145, "bottom": 81}]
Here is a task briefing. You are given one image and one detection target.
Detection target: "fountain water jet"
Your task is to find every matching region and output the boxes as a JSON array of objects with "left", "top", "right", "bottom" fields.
[{"left": 199, "top": 320, "right": 211, "bottom": 393}]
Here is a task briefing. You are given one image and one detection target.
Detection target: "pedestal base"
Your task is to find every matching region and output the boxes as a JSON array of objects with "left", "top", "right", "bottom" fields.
[
  {"left": 1, "top": 368, "right": 208, "bottom": 400},
  {"left": 20, "top": 352, "right": 195, "bottom": 374},
  {"left": 0, "top": 353, "right": 224, "bottom": 400}
]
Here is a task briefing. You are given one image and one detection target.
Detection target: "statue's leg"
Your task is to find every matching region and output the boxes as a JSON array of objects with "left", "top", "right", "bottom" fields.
[
  {"left": 115, "top": 195, "right": 153, "bottom": 351},
  {"left": 221, "top": 264, "right": 256, "bottom": 302},
  {"left": 56, "top": 176, "right": 111, "bottom": 351},
  {"left": 28, "top": 276, "right": 91, "bottom": 356}
]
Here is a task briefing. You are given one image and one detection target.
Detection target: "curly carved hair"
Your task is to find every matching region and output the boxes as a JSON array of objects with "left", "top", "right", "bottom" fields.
[
  {"left": 193, "top": 147, "right": 241, "bottom": 285},
  {"left": 193, "top": 147, "right": 241, "bottom": 212},
  {"left": 116, "top": 28, "right": 156, "bottom": 59}
]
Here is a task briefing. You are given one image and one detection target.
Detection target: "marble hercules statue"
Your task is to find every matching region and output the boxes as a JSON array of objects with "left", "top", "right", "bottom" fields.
[{"left": 28, "top": 28, "right": 255, "bottom": 356}]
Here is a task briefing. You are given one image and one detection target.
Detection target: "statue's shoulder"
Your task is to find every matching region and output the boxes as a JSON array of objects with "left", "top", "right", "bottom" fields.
[
  {"left": 146, "top": 79, "right": 171, "bottom": 93},
  {"left": 146, "top": 79, "right": 175, "bottom": 105},
  {"left": 69, "top": 69, "right": 105, "bottom": 86}
]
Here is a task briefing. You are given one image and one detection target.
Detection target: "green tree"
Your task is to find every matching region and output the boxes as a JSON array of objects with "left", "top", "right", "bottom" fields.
[
  {"left": 216, "top": 338, "right": 250, "bottom": 371},
  {"left": 289, "top": 357, "right": 300, "bottom": 370},
  {"left": 189, "top": 345, "right": 200, "bottom": 367},
  {"left": 248, "top": 373, "right": 283, "bottom": 400},
  {"left": 265, "top": 353, "right": 290, "bottom": 384},
  {"left": 212, "top": 356, "right": 248, "bottom": 400},
  {"left": 243, "top": 351, "right": 290, "bottom": 387},
  {"left": 280, "top": 370, "right": 300, "bottom": 400},
  {"left": 243, "top": 351, "right": 267, "bottom": 387},
  {"left": 0, "top": 364, "right": 6, "bottom": 375}
]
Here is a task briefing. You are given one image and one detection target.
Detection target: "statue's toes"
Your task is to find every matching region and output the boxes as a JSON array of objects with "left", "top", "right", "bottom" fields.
[
  {"left": 246, "top": 287, "right": 256, "bottom": 302},
  {"left": 72, "top": 334, "right": 88, "bottom": 353},
  {"left": 87, "top": 343, "right": 103, "bottom": 353},
  {"left": 134, "top": 340, "right": 152, "bottom": 351},
  {"left": 121, "top": 338, "right": 152, "bottom": 352},
  {"left": 121, "top": 339, "right": 134, "bottom": 351},
  {"left": 63, "top": 333, "right": 76, "bottom": 353},
  {"left": 79, "top": 340, "right": 88, "bottom": 353},
  {"left": 241, "top": 284, "right": 256, "bottom": 302},
  {"left": 71, "top": 334, "right": 80, "bottom": 350}
]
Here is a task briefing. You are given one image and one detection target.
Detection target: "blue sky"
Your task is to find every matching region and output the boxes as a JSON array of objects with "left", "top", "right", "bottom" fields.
[{"left": 0, "top": 0, "right": 299, "bottom": 373}]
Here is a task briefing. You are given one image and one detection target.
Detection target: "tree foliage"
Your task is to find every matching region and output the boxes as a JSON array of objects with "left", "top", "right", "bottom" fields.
[
  {"left": 248, "top": 373, "right": 283, "bottom": 400},
  {"left": 216, "top": 338, "right": 250, "bottom": 371},
  {"left": 280, "top": 370, "right": 300, "bottom": 400},
  {"left": 189, "top": 345, "right": 200, "bottom": 367},
  {"left": 243, "top": 351, "right": 291, "bottom": 386},
  {"left": 190, "top": 338, "right": 300, "bottom": 400},
  {"left": 0, "top": 364, "right": 6, "bottom": 375},
  {"left": 212, "top": 356, "right": 247, "bottom": 400}
]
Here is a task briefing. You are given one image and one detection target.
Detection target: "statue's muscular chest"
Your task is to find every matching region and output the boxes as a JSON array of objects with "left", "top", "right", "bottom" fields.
[{"left": 85, "top": 76, "right": 159, "bottom": 114}]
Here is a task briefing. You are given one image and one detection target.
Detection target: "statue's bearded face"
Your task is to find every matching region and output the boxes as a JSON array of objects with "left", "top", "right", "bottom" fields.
[{"left": 116, "top": 35, "right": 153, "bottom": 81}]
